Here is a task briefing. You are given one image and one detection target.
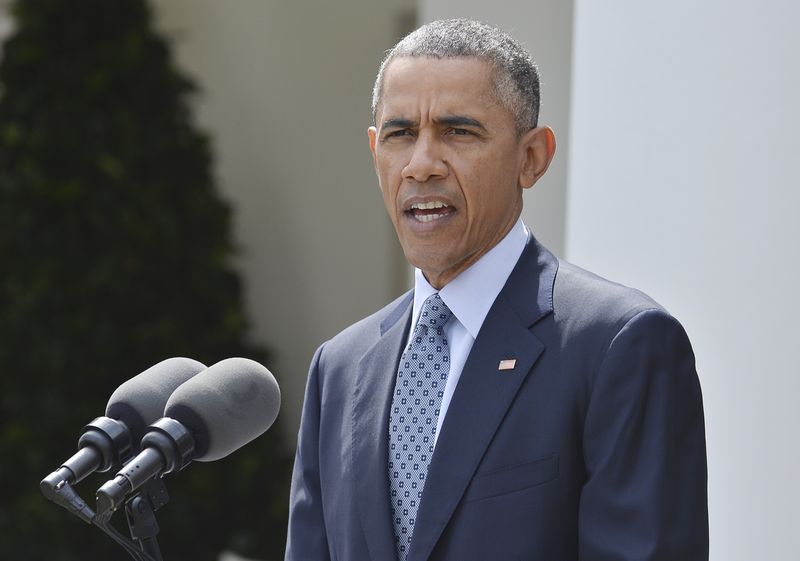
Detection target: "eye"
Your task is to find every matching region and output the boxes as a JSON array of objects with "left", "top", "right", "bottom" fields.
[
  {"left": 446, "top": 128, "right": 472, "bottom": 136},
  {"left": 384, "top": 129, "right": 412, "bottom": 139}
]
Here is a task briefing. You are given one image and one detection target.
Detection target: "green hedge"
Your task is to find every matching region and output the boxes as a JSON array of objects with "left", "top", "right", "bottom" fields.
[{"left": 0, "top": 1, "right": 290, "bottom": 559}]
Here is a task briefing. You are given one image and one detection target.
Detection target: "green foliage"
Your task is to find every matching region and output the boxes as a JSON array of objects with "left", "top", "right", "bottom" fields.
[{"left": 0, "top": 0, "right": 290, "bottom": 559}]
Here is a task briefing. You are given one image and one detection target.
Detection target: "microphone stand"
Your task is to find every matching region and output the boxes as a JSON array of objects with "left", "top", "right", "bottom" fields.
[
  {"left": 125, "top": 478, "right": 169, "bottom": 561},
  {"left": 42, "top": 475, "right": 159, "bottom": 561}
]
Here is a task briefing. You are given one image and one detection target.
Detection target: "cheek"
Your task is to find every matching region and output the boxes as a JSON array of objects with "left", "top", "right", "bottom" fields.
[
  {"left": 377, "top": 167, "right": 401, "bottom": 215},
  {"left": 464, "top": 163, "right": 516, "bottom": 226},
  {"left": 375, "top": 157, "right": 402, "bottom": 193},
  {"left": 378, "top": 180, "right": 393, "bottom": 211},
  {"left": 462, "top": 159, "right": 496, "bottom": 205}
]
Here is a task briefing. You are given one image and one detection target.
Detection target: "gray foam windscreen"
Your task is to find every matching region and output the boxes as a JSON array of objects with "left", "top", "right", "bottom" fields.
[
  {"left": 163, "top": 357, "right": 281, "bottom": 462},
  {"left": 105, "top": 357, "right": 207, "bottom": 441}
]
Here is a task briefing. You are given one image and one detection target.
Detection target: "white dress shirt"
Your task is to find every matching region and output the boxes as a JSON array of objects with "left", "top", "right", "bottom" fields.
[{"left": 406, "top": 218, "right": 529, "bottom": 448}]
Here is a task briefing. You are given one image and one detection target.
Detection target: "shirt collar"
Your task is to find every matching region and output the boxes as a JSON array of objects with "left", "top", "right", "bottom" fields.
[{"left": 411, "top": 218, "right": 529, "bottom": 339}]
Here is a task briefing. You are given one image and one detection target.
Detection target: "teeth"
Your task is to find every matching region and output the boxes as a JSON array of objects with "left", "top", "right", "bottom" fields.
[
  {"left": 417, "top": 213, "right": 444, "bottom": 222},
  {"left": 410, "top": 201, "right": 447, "bottom": 210}
]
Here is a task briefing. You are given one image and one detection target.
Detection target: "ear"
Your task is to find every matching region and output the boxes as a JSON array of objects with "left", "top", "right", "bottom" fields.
[
  {"left": 368, "top": 126, "right": 379, "bottom": 171},
  {"left": 518, "top": 126, "right": 556, "bottom": 189}
]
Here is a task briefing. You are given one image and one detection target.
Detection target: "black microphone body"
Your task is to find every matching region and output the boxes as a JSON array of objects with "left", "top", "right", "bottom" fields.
[
  {"left": 96, "top": 357, "right": 280, "bottom": 514},
  {"left": 41, "top": 357, "right": 206, "bottom": 502},
  {"left": 95, "top": 418, "right": 195, "bottom": 515},
  {"left": 40, "top": 416, "right": 132, "bottom": 497}
]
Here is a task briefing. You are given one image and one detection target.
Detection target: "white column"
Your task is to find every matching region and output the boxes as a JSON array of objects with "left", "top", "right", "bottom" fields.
[{"left": 568, "top": 1, "right": 800, "bottom": 560}]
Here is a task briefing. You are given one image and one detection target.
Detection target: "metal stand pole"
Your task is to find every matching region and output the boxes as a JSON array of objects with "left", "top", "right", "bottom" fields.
[{"left": 125, "top": 479, "right": 169, "bottom": 561}]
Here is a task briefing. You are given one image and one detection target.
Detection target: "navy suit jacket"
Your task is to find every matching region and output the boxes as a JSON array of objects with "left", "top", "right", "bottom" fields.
[{"left": 285, "top": 235, "right": 708, "bottom": 561}]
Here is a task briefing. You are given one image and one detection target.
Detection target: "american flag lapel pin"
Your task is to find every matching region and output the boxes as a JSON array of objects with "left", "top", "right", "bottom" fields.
[{"left": 498, "top": 359, "right": 517, "bottom": 371}]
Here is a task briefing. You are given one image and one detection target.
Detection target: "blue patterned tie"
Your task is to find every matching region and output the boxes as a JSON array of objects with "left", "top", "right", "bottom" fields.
[{"left": 388, "top": 293, "right": 454, "bottom": 561}]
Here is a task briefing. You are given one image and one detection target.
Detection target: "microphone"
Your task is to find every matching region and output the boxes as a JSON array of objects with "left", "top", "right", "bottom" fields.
[
  {"left": 40, "top": 357, "right": 206, "bottom": 495},
  {"left": 95, "top": 357, "right": 280, "bottom": 515}
]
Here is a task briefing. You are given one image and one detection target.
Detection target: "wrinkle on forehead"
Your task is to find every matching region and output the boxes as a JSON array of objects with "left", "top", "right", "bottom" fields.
[{"left": 376, "top": 57, "right": 504, "bottom": 127}]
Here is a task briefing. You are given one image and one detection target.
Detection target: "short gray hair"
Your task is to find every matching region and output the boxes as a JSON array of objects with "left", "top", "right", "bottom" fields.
[{"left": 371, "top": 19, "right": 541, "bottom": 134}]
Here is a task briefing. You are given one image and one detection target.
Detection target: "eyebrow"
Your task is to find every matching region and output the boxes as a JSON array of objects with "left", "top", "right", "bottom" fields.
[
  {"left": 380, "top": 115, "right": 487, "bottom": 132},
  {"left": 436, "top": 115, "right": 487, "bottom": 132},
  {"left": 381, "top": 118, "right": 416, "bottom": 130}
]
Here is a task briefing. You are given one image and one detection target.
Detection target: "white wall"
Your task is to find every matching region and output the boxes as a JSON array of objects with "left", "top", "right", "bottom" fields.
[
  {"left": 421, "top": 0, "right": 574, "bottom": 257},
  {"left": 153, "top": 0, "right": 414, "bottom": 437},
  {"left": 568, "top": 1, "right": 800, "bottom": 559}
]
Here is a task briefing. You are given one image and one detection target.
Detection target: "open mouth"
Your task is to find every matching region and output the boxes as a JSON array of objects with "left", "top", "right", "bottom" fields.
[{"left": 405, "top": 200, "right": 455, "bottom": 223}]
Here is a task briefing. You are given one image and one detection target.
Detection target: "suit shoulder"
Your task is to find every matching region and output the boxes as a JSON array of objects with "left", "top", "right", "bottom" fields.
[
  {"left": 552, "top": 259, "right": 672, "bottom": 336},
  {"left": 548, "top": 260, "right": 695, "bottom": 393}
]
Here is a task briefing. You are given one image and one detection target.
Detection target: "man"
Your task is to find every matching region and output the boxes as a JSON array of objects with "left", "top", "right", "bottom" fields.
[{"left": 285, "top": 18, "right": 708, "bottom": 561}]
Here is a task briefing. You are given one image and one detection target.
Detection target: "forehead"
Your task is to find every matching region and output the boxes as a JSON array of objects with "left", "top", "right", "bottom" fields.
[{"left": 377, "top": 57, "right": 500, "bottom": 121}]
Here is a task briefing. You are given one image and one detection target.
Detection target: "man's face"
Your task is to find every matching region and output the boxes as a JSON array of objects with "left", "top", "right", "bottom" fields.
[{"left": 369, "top": 57, "right": 553, "bottom": 288}]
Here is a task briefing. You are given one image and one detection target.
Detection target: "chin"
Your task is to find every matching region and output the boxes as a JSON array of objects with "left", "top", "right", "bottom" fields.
[{"left": 405, "top": 253, "right": 455, "bottom": 276}]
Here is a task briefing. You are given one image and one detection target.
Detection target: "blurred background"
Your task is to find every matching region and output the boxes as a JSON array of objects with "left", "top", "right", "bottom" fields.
[{"left": 0, "top": 0, "right": 797, "bottom": 560}]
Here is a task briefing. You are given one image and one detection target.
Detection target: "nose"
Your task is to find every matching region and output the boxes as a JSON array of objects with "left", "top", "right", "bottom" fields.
[{"left": 401, "top": 134, "right": 448, "bottom": 182}]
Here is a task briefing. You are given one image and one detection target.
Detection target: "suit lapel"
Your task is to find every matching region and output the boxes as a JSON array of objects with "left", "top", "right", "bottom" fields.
[
  {"left": 407, "top": 235, "right": 558, "bottom": 561},
  {"left": 352, "top": 292, "right": 413, "bottom": 561}
]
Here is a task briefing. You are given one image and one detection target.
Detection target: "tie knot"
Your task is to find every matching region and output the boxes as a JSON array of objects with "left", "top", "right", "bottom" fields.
[{"left": 418, "top": 293, "right": 453, "bottom": 332}]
